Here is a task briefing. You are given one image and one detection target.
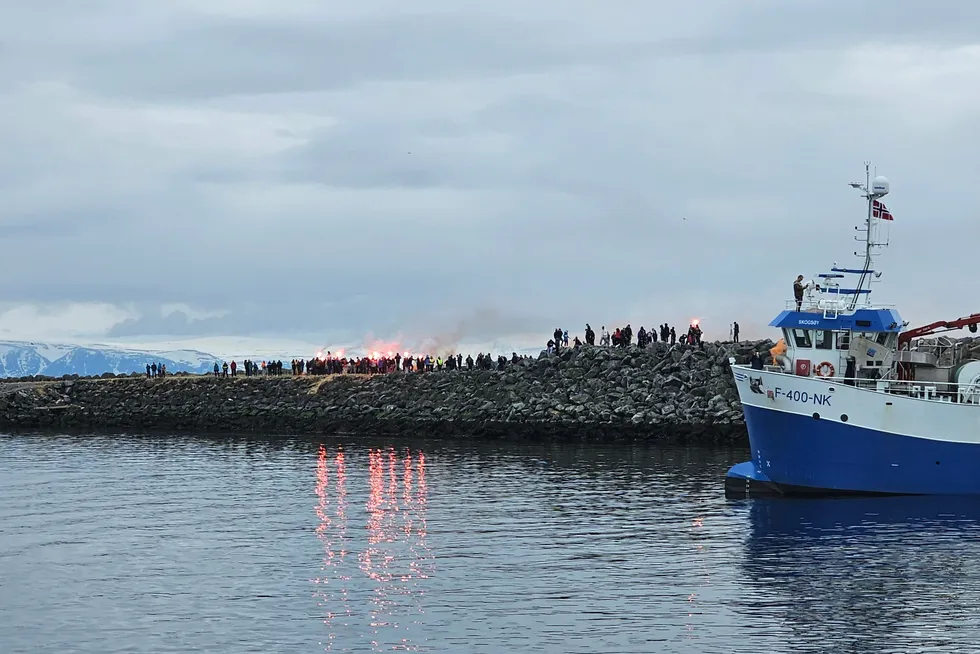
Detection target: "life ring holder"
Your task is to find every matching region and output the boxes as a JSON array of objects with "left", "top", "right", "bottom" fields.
[{"left": 814, "top": 361, "right": 835, "bottom": 378}]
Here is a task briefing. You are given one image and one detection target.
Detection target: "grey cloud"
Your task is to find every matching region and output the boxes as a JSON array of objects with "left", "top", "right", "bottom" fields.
[
  {"left": 107, "top": 310, "right": 226, "bottom": 338},
  {"left": 1, "top": 0, "right": 980, "bottom": 347},
  {"left": 105, "top": 304, "right": 552, "bottom": 353},
  {"left": 105, "top": 304, "right": 349, "bottom": 340},
  {"left": 720, "top": 2, "right": 980, "bottom": 50},
  {"left": 614, "top": 2, "right": 980, "bottom": 61},
  {"left": 279, "top": 119, "right": 516, "bottom": 191},
  {"left": 67, "top": 13, "right": 614, "bottom": 101}
]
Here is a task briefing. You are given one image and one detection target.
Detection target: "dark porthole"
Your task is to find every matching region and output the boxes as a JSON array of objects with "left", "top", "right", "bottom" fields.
[
  {"left": 812, "top": 413, "right": 820, "bottom": 420},
  {"left": 840, "top": 414, "right": 849, "bottom": 422},
  {"left": 936, "top": 461, "right": 941, "bottom": 465}
]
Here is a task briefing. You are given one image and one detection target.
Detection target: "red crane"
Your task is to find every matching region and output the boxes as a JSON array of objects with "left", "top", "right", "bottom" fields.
[{"left": 898, "top": 312, "right": 980, "bottom": 347}]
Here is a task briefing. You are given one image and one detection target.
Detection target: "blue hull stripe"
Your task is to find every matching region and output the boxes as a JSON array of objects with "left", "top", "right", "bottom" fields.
[{"left": 741, "top": 404, "right": 980, "bottom": 495}]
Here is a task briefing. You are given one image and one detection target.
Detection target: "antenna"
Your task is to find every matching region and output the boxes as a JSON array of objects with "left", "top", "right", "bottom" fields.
[{"left": 847, "top": 161, "right": 890, "bottom": 310}]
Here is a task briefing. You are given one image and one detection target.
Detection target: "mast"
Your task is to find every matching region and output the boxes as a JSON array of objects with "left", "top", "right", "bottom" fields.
[{"left": 849, "top": 161, "right": 888, "bottom": 311}]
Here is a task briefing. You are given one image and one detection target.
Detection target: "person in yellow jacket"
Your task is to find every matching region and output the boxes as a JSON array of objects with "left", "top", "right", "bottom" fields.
[{"left": 770, "top": 338, "right": 788, "bottom": 366}]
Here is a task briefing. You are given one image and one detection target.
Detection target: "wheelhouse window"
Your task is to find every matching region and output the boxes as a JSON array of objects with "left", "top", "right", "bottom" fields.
[
  {"left": 791, "top": 329, "right": 812, "bottom": 348},
  {"left": 875, "top": 332, "right": 891, "bottom": 346},
  {"left": 836, "top": 330, "right": 851, "bottom": 350},
  {"left": 815, "top": 330, "right": 834, "bottom": 350}
]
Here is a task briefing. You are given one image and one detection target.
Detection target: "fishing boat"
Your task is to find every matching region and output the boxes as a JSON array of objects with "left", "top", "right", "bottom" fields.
[{"left": 726, "top": 162, "right": 980, "bottom": 496}]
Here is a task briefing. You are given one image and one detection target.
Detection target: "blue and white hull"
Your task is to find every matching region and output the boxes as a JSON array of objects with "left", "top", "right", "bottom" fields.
[
  {"left": 726, "top": 366, "right": 980, "bottom": 496},
  {"left": 723, "top": 161, "right": 980, "bottom": 496}
]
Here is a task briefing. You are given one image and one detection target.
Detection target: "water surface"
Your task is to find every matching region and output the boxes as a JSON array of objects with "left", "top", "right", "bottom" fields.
[{"left": 2, "top": 433, "right": 979, "bottom": 653}]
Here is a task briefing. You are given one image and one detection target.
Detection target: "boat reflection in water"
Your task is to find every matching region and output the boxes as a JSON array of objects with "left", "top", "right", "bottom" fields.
[
  {"left": 313, "top": 445, "right": 432, "bottom": 652},
  {"left": 740, "top": 496, "right": 980, "bottom": 651}
]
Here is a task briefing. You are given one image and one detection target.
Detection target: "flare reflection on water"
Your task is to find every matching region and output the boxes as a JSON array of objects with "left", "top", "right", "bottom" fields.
[
  {"left": 313, "top": 446, "right": 353, "bottom": 648},
  {"left": 314, "top": 445, "right": 431, "bottom": 652},
  {"left": 685, "top": 513, "right": 710, "bottom": 641}
]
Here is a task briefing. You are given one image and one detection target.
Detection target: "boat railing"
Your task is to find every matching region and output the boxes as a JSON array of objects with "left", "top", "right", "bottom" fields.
[
  {"left": 783, "top": 298, "right": 827, "bottom": 312},
  {"left": 861, "top": 377, "right": 978, "bottom": 402},
  {"left": 782, "top": 298, "right": 897, "bottom": 312},
  {"left": 733, "top": 363, "right": 980, "bottom": 404}
]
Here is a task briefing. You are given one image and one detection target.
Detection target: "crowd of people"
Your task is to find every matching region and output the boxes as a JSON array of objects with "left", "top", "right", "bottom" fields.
[
  {"left": 295, "top": 351, "right": 536, "bottom": 376},
  {"left": 547, "top": 321, "right": 708, "bottom": 352},
  {"left": 145, "top": 362, "right": 168, "bottom": 378},
  {"left": 210, "top": 359, "right": 285, "bottom": 377},
  {"left": 193, "top": 319, "right": 741, "bottom": 380}
]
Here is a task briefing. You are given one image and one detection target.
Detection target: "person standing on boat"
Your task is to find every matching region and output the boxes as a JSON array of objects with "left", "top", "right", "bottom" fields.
[{"left": 794, "top": 275, "right": 807, "bottom": 310}]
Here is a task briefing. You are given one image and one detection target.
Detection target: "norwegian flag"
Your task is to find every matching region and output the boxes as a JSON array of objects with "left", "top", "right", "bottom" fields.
[{"left": 873, "top": 199, "right": 894, "bottom": 221}]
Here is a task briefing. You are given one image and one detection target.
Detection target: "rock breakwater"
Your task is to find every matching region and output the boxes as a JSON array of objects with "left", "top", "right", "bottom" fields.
[{"left": 0, "top": 340, "right": 776, "bottom": 441}]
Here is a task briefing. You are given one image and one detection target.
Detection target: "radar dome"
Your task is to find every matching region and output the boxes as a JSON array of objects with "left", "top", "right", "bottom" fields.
[{"left": 872, "top": 176, "right": 890, "bottom": 196}]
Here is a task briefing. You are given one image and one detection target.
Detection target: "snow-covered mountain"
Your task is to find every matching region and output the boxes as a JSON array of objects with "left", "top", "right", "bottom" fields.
[{"left": 0, "top": 340, "right": 220, "bottom": 378}]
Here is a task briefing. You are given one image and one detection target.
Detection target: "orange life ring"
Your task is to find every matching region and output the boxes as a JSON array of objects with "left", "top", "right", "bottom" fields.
[{"left": 814, "top": 361, "right": 835, "bottom": 378}]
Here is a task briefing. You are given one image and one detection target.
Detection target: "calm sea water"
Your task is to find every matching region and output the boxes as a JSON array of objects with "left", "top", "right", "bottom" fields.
[{"left": 2, "top": 433, "right": 980, "bottom": 653}]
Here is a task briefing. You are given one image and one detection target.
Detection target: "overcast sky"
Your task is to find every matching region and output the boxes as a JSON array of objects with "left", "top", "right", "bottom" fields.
[{"left": 1, "top": 1, "right": 979, "bottom": 357}]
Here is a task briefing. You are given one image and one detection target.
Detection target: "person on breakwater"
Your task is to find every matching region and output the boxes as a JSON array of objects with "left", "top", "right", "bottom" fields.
[
  {"left": 611, "top": 325, "right": 633, "bottom": 348},
  {"left": 585, "top": 324, "right": 595, "bottom": 345},
  {"left": 687, "top": 323, "right": 703, "bottom": 349}
]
